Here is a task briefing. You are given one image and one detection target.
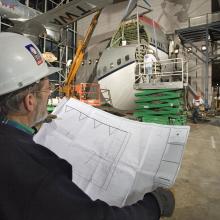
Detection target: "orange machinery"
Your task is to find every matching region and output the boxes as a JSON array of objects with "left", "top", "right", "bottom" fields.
[
  {"left": 60, "top": 10, "right": 102, "bottom": 106},
  {"left": 74, "top": 83, "right": 101, "bottom": 106}
]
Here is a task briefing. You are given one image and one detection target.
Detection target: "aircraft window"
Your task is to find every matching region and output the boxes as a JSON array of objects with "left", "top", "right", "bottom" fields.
[
  {"left": 150, "top": 38, "right": 153, "bottom": 42},
  {"left": 110, "top": 63, "right": 114, "bottom": 69},
  {"left": 117, "top": 59, "right": 121, "bottom": 65},
  {"left": 125, "top": 55, "right": 130, "bottom": 61},
  {"left": 103, "top": 66, "right": 107, "bottom": 73}
]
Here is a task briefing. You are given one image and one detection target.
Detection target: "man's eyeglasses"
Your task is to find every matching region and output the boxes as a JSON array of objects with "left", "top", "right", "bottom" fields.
[{"left": 33, "top": 82, "right": 57, "bottom": 94}]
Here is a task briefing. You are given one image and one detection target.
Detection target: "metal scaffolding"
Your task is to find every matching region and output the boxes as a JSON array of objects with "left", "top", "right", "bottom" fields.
[
  {"left": 176, "top": 12, "right": 220, "bottom": 106},
  {"left": 0, "top": 0, "right": 77, "bottom": 87}
]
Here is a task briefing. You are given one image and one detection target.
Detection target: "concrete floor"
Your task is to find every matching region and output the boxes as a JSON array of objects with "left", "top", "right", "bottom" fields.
[{"left": 163, "top": 117, "right": 220, "bottom": 220}]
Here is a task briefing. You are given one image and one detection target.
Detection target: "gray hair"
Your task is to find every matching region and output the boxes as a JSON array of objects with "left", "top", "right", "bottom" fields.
[{"left": 0, "top": 80, "right": 45, "bottom": 117}]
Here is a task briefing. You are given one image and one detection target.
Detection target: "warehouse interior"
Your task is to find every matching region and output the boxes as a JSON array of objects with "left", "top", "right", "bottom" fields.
[{"left": 0, "top": 0, "right": 220, "bottom": 219}]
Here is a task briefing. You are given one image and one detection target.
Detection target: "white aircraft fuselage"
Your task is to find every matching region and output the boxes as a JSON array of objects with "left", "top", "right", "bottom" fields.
[{"left": 97, "top": 16, "right": 169, "bottom": 110}]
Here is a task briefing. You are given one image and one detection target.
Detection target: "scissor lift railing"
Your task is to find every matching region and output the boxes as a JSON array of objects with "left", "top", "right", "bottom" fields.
[{"left": 134, "top": 58, "right": 188, "bottom": 90}]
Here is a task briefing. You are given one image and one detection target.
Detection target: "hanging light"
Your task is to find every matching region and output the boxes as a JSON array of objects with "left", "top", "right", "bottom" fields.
[
  {"left": 66, "top": 59, "right": 72, "bottom": 67},
  {"left": 174, "top": 48, "right": 179, "bottom": 54},
  {"left": 187, "top": 47, "right": 192, "bottom": 53},
  {"left": 201, "top": 45, "right": 207, "bottom": 51},
  {"left": 174, "top": 44, "right": 179, "bottom": 54}
]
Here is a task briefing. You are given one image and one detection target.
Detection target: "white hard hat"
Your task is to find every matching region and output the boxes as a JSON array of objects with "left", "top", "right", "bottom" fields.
[
  {"left": 147, "top": 49, "right": 154, "bottom": 54},
  {"left": 0, "top": 32, "right": 61, "bottom": 96}
]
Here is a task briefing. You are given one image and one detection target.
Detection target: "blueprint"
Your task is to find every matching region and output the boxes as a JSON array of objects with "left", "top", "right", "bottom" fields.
[{"left": 34, "top": 98, "right": 190, "bottom": 206}]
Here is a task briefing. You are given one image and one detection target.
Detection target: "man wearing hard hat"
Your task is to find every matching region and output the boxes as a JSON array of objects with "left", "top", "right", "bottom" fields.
[
  {"left": 144, "top": 50, "right": 157, "bottom": 82},
  {"left": 0, "top": 33, "right": 175, "bottom": 220}
]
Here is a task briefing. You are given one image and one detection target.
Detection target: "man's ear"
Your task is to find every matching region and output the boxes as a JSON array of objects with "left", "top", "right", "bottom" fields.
[{"left": 23, "top": 93, "right": 36, "bottom": 112}]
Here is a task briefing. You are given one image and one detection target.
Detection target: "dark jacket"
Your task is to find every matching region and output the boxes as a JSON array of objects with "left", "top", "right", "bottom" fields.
[{"left": 0, "top": 123, "right": 160, "bottom": 220}]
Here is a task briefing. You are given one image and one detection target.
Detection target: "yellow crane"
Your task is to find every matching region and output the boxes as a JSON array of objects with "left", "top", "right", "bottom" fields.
[{"left": 61, "top": 10, "right": 102, "bottom": 98}]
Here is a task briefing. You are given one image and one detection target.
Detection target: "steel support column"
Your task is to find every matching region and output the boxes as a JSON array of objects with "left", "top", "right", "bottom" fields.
[
  {"left": 204, "top": 27, "right": 209, "bottom": 107},
  {"left": 43, "top": 0, "right": 48, "bottom": 53}
]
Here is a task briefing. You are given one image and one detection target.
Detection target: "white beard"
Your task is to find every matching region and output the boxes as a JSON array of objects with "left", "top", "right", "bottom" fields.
[{"left": 31, "top": 101, "right": 48, "bottom": 127}]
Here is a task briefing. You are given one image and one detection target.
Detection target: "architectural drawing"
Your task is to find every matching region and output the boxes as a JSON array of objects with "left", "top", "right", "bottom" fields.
[{"left": 34, "top": 98, "right": 190, "bottom": 206}]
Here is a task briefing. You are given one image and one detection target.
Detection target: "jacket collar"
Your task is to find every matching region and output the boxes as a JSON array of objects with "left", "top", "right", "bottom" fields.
[{"left": 0, "top": 116, "right": 35, "bottom": 135}]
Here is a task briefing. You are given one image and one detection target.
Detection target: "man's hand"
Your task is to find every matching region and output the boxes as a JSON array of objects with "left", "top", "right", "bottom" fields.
[
  {"left": 43, "top": 114, "right": 57, "bottom": 123},
  {"left": 33, "top": 114, "right": 57, "bottom": 132},
  {"left": 150, "top": 187, "right": 175, "bottom": 217}
]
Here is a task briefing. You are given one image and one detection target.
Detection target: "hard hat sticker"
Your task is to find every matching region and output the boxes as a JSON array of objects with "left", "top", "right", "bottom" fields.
[{"left": 25, "top": 44, "right": 43, "bottom": 65}]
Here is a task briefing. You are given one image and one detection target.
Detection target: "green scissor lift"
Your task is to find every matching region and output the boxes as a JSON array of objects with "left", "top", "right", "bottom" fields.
[{"left": 134, "top": 89, "right": 187, "bottom": 125}]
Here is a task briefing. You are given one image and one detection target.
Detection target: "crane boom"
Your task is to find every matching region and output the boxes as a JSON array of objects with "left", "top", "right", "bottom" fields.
[{"left": 61, "top": 10, "right": 102, "bottom": 97}]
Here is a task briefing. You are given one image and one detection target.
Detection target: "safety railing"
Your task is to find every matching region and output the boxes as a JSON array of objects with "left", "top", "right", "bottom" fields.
[
  {"left": 188, "top": 11, "right": 220, "bottom": 27},
  {"left": 134, "top": 58, "right": 188, "bottom": 89},
  {"left": 100, "top": 89, "right": 113, "bottom": 105}
]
